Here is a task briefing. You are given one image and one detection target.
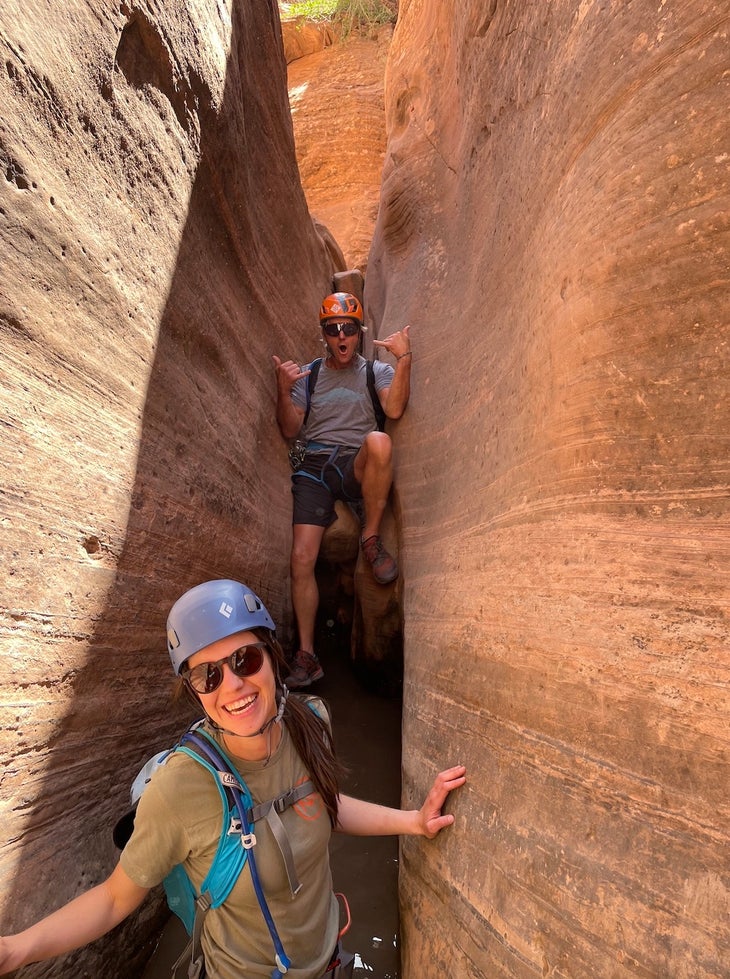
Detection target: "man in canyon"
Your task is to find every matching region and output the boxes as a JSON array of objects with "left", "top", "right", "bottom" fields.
[{"left": 273, "top": 292, "right": 412, "bottom": 689}]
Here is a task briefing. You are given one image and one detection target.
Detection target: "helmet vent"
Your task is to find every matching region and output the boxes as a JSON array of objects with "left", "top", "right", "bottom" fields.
[
  {"left": 244, "top": 594, "right": 260, "bottom": 613},
  {"left": 167, "top": 626, "right": 180, "bottom": 649}
]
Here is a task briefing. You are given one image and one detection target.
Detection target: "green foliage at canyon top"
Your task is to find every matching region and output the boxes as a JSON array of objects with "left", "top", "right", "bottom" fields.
[{"left": 282, "top": 0, "right": 397, "bottom": 36}]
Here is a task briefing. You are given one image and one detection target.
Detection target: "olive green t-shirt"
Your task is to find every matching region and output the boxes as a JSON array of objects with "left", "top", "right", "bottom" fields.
[{"left": 120, "top": 714, "right": 339, "bottom": 979}]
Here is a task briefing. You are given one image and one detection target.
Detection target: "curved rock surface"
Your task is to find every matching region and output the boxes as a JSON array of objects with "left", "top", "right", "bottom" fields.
[
  {"left": 288, "top": 29, "right": 391, "bottom": 273},
  {"left": 281, "top": 15, "right": 335, "bottom": 63},
  {"left": 367, "top": 1, "right": 729, "bottom": 976},
  {"left": 0, "top": 1, "right": 337, "bottom": 974},
  {"left": 1, "top": 0, "right": 728, "bottom": 977}
]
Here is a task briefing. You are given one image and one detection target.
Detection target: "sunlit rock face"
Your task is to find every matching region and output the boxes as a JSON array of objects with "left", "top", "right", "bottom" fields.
[
  {"left": 367, "top": 1, "right": 729, "bottom": 976},
  {"left": 0, "top": 1, "right": 336, "bottom": 974},
  {"left": 281, "top": 15, "right": 334, "bottom": 63},
  {"left": 288, "top": 29, "right": 391, "bottom": 273}
]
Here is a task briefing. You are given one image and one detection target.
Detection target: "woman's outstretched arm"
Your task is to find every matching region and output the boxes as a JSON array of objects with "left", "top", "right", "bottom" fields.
[
  {"left": 335, "top": 765, "right": 466, "bottom": 839},
  {"left": 0, "top": 862, "right": 149, "bottom": 975}
]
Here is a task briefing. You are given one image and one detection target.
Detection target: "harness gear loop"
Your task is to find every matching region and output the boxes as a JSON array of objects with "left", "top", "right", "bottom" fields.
[{"left": 335, "top": 892, "right": 352, "bottom": 938}]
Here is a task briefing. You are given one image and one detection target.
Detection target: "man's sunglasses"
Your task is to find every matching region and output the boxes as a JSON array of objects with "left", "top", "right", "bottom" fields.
[
  {"left": 182, "top": 642, "right": 267, "bottom": 694},
  {"left": 322, "top": 320, "right": 360, "bottom": 337}
]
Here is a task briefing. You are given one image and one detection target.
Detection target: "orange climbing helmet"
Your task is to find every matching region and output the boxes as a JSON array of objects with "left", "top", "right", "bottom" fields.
[{"left": 319, "top": 292, "right": 363, "bottom": 326}]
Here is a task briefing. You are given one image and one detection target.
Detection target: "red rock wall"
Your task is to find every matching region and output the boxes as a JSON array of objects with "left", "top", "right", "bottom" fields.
[
  {"left": 367, "top": 1, "right": 729, "bottom": 976},
  {"left": 0, "top": 1, "right": 336, "bottom": 974},
  {"left": 288, "top": 30, "right": 392, "bottom": 274}
]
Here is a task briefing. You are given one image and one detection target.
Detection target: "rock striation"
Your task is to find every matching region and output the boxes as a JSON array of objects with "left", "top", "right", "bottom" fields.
[
  {"left": 367, "top": 1, "right": 729, "bottom": 976},
  {"left": 1, "top": 0, "right": 728, "bottom": 977},
  {"left": 0, "top": 1, "right": 337, "bottom": 974},
  {"left": 288, "top": 29, "right": 391, "bottom": 274}
]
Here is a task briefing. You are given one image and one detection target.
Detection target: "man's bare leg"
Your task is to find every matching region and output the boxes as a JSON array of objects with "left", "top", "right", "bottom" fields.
[
  {"left": 354, "top": 432, "right": 398, "bottom": 584},
  {"left": 354, "top": 431, "right": 393, "bottom": 540},
  {"left": 290, "top": 522, "right": 327, "bottom": 653}
]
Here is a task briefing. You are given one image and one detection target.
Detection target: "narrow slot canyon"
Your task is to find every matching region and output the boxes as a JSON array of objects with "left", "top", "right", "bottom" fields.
[{"left": 1, "top": 2, "right": 728, "bottom": 978}]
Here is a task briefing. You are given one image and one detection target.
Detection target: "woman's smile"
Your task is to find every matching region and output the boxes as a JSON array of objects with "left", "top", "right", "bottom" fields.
[{"left": 223, "top": 691, "right": 258, "bottom": 716}]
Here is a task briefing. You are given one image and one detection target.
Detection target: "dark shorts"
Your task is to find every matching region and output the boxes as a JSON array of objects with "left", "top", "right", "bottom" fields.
[{"left": 291, "top": 445, "right": 362, "bottom": 527}]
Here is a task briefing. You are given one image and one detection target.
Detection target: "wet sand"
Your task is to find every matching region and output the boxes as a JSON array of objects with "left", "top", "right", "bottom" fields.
[{"left": 142, "top": 631, "right": 403, "bottom": 978}]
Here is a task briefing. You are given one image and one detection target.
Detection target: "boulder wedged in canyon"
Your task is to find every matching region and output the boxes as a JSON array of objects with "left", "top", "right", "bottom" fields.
[
  {"left": 0, "top": 1, "right": 337, "bottom": 974},
  {"left": 281, "top": 15, "right": 335, "bottom": 63},
  {"left": 367, "top": 1, "right": 729, "bottom": 976},
  {"left": 319, "top": 500, "right": 403, "bottom": 697}
]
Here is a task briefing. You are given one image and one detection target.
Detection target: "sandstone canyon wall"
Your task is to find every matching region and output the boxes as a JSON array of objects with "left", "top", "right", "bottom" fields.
[
  {"left": 288, "top": 29, "right": 391, "bottom": 274},
  {"left": 367, "top": 1, "right": 728, "bottom": 976},
  {"left": 2, "top": 0, "right": 728, "bottom": 977},
  {"left": 0, "top": 1, "right": 337, "bottom": 975}
]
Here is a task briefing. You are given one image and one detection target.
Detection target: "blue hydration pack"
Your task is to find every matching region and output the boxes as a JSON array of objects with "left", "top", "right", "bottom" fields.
[{"left": 119, "top": 719, "right": 316, "bottom": 979}]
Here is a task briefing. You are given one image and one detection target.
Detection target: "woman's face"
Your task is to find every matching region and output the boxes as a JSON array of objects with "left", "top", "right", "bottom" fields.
[{"left": 185, "top": 630, "right": 278, "bottom": 739}]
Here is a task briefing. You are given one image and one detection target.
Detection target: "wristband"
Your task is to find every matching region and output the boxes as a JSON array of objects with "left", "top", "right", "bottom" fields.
[{"left": 396, "top": 351, "right": 412, "bottom": 361}]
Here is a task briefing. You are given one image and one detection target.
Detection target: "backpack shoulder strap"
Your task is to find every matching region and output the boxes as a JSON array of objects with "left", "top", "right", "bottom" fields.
[
  {"left": 183, "top": 729, "right": 311, "bottom": 897},
  {"left": 304, "top": 356, "right": 385, "bottom": 432},
  {"left": 175, "top": 738, "right": 252, "bottom": 906},
  {"left": 367, "top": 360, "right": 387, "bottom": 432},
  {"left": 303, "top": 357, "right": 323, "bottom": 426},
  {"left": 173, "top": 729, "right": 293, "bottom": 977}
]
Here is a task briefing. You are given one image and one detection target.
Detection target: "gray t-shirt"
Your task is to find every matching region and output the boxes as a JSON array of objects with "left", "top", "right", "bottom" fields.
[{"left": 291, "top": 355, "right": 394, "bottom": 448}]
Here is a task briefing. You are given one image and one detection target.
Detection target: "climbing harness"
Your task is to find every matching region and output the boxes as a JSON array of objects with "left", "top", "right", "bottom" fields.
[{"left": 289, "top": 443, "right": 360, "bottom": 507}]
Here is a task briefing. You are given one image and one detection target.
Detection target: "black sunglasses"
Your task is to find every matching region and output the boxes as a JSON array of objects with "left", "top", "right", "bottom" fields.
[
  {"left": 322, "top": 320, "right": 360, "bottom": 337},
  {"left": 183, "top": 642, "right": 267, "bottom": 694}
]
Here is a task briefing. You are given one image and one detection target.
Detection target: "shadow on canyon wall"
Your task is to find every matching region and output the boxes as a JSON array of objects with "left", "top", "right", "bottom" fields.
[
  {"left": 2, "top": 2, "right": 340, "bottom": 975},
  {"left": 2, "top": 1, "right": 729, "bottom": 978}
]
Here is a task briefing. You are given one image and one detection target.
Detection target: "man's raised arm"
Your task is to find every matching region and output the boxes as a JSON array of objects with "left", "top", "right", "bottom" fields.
[{"left": 272, "top": 355, "right": 309, "bottom": 439}]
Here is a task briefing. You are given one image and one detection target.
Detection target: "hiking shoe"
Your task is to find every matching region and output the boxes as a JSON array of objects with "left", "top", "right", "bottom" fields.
[
  {"left": 284, "top": 650, "right": 324, "bottom": 689},
  {"left": 360, "top": 534, "right": 398, "bottom": 585}
]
